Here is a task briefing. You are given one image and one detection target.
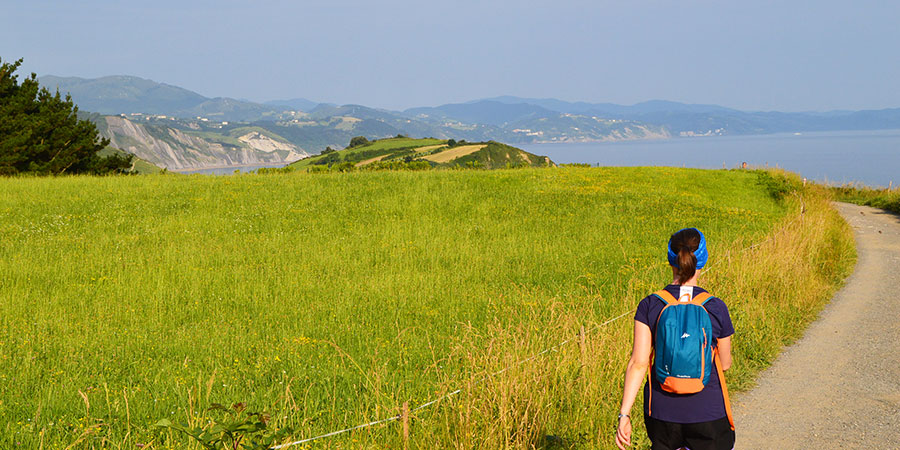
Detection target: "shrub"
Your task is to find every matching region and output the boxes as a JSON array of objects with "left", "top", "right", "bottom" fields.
[
  {"left": 348, "top": 136, "right": 369, "bottom": 148},
  {"left": 756, "top": 170, "right": 801, "bottom": 200}
]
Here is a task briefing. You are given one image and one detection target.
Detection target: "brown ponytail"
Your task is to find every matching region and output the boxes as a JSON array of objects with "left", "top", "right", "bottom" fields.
[{"left": 670, "top": 228, "right": 702, "bottom": 284}]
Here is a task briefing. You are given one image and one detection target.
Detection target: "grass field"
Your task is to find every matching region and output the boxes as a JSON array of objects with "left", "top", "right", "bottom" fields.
[{"left": 0, "top": 167, "right": 853, "bottom": 448}]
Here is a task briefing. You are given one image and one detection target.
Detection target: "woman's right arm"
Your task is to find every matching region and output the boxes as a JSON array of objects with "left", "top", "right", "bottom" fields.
[{"left": 615, "top": 320, "right": 652, "bottom": 449}]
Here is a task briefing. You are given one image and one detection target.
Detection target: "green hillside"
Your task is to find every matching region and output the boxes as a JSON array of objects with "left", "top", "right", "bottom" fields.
[
  {"left": 289, "top": 137, "right": 553, "bottom": 170},
  {"left": 451, "top": 141, "right": 554, "bottom": 168}
]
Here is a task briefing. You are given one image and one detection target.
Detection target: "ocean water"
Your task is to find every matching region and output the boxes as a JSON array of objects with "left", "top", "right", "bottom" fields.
[
  {"left": 177, "top": 163, "right": 287, "bottom": 175},
  {"left": 520, "top": 129, "right": 900, "bottom": 188}
]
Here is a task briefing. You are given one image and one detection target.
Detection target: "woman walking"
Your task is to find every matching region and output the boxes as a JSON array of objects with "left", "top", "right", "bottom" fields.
[{"left": 615, "top": 228, "right": 735, "bottom": 450}]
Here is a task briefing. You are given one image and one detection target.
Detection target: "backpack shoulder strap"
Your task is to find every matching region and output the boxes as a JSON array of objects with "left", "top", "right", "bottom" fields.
[
  {"left": 652, "top": 289, "right": 678, "bottom": 305},
  {"left": 691, "top": 292, "right": 712, "bottom": 306},
  {"left": 715, "top": 348, "right": 735, "bottom": 430}
]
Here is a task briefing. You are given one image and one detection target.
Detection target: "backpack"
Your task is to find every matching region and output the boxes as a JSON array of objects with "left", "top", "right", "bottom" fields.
[
  {"left": 648, "top": 288, "right": 735, "bottom": 430},
  {"left": 652, "top": 289, "right": 715, "bottom": 393}
]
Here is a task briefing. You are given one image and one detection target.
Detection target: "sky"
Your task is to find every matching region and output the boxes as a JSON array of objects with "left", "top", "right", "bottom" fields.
[{"left": 2, "top": 0, "right": 899, "bottom": 112}]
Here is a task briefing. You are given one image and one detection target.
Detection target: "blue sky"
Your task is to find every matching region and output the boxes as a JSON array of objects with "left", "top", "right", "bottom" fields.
[{"left": 2, "top": 0, "right": 898, "bottom": 111}]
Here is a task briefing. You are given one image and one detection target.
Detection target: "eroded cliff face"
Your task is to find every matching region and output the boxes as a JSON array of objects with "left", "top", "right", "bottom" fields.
[
  {"left": 102, "top": 117, "right": 308, "bottom": 170},
  {"left": 601, "top": 124, "right": 670, "bottom": 142}
]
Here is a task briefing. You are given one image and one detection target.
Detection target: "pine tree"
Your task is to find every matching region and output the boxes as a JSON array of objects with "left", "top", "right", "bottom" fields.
[{"left": 0, "top": 57, "right": 132, "bottom": 175}]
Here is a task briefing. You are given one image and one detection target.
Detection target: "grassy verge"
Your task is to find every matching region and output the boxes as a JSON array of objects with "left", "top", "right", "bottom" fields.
[
  {"left": 411, "top": 171, "right": 855, "bottom": 449},
  {"left": 831, "top": 184, "right": 900, "bottom": 214},
  {"left": 0, "top": 168, "right": 853, "bottom": 449}
]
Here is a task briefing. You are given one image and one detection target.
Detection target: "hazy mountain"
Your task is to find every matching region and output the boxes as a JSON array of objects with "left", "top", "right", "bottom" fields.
[
  {"left": 473, "top": 96, "right": 900, "bottom": 136},
  {"left": 308, "top": 104, "right": 404, "bottom": 121},
  {"left": 406, "top": 101, "right": 555, "bottom": 126},
  {"left": 264, "top": 98, "right": 320, "bottom": 112},
  {"left": 40, "top": 75, "right": 208, "bottom": 115},
  {"left": 39, "top": 74, "right": 900, "bottom": 169},
  {"left": 480, "top": 96, "right": 740, "bottom": 116},
  {"left": 39, "top": 75, "right": 292, "bottom": 122}
]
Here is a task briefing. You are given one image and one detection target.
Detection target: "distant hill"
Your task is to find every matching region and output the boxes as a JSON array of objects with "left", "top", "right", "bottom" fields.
[
  {"left": 406, "top": 100, "right": 554, "bottom": 126},
  {"left": 480, "top": 96, "right": 740, "bottom": 116},
  {"left": 406, "top": 100, "right": 669, "bottom": 141},
  {"left": 289, "top": 137, "right": 553, "bottom": 170},
  {"left": 39, "top": 75, "right": 292, "bottom": 122},
  {"left": 40, "top": 75, "right": 207, "bottom": 115},
  {"left": 477, "top": 96, "right": 900, "bottom": 136},
  {"left": 264, "top": 98, "right": 320, "bottom": 112}
]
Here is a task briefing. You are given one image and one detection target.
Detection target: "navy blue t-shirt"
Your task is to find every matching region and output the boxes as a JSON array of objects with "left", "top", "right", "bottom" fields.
[{"left": 634, "top": 284, "right": 735, "bottom": 423}]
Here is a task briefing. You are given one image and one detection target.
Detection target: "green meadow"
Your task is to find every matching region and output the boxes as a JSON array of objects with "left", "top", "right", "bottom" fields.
[{"left": 0, "top": 167, "right": 853, "bottom": 448}]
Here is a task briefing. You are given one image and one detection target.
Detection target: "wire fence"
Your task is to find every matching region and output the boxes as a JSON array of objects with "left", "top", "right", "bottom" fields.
[
  {"left": 272, "top": 192, "right": 807, "bottom": 449},
  {"left": 272, "top": 310, "right": 632, "bottom": 449}
]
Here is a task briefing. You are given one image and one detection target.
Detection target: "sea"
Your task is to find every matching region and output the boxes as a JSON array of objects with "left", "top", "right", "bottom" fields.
[
  {"left": 177, "top": 164, "right": 286, "bottom": 175},
  {"left": 520, "top": 129, "right": 900, "bottom": 188},
  {"left": 180, "top": 130, "right": 899, "bottom": 188}
]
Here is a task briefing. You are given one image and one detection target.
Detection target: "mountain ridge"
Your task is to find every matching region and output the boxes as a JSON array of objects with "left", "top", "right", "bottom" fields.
[{"left": 41, "top": 74, "right": 900, "bottom": 170}]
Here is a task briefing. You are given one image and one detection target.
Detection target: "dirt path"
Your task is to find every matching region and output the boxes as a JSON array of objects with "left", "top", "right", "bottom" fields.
[{"left": 733, "top": 202, "right": 900, "bottom": 448}]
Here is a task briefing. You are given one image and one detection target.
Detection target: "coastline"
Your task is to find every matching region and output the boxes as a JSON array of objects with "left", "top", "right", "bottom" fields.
[{"left": 171, "top": 162, "right": 291, "bottom": 174}]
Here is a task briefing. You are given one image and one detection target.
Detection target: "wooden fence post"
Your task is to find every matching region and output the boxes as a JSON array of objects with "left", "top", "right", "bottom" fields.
[
  {"left": 401, "top": 401, "right": 409, "bottom": 450},
  {"left": 579, "top": 325, "right": 587, "bottom": 369}
]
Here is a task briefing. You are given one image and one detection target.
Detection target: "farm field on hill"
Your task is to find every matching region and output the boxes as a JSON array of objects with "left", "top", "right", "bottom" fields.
[
  {"left": 0, "top": 167, "right": 852, "bottom": 448},
  {"left": 289, "top": 137, "right": 551, "bottom": 171}
]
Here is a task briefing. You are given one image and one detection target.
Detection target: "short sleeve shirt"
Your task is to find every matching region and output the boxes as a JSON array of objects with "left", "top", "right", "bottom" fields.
[{"left": 634, "top": 284, "right": 735, "bottom": 423}]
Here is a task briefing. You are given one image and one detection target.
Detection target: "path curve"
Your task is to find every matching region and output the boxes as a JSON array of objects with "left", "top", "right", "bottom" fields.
[{"left": 733, "top": 202, "right": 900, "bottom": 448}]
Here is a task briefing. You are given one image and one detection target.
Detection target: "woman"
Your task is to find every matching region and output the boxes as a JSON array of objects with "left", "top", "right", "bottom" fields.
[{"left": 615, "top": 228, "right": 735, "bottom": 450}]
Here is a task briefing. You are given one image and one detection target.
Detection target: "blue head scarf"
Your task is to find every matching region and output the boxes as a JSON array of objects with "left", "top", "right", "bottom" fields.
[{"left": 667, "top": 228, "right": 708, "bottom": 269}]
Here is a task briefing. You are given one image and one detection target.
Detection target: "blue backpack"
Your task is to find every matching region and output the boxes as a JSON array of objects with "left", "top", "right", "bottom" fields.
[
  {"left": 652, "top": 289, "right": 715, "bottom": 394},
  {"left": 648, "top": 288, "right": 735, "bottom": 430}
]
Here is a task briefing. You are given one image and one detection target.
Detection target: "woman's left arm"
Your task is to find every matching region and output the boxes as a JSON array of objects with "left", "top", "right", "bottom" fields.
[{"left": 717, "top": 336, "right": 732, "bottom": 371}]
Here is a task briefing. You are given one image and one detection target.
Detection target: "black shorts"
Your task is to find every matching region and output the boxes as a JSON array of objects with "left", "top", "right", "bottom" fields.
[{"left": 644, "top": 414, "right": 734, "bottom": 450}]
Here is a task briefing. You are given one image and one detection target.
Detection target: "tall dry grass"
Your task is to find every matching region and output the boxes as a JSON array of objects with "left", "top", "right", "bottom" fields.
[{"left": 394, "top": 175, "right": 854, "bottom": 449}]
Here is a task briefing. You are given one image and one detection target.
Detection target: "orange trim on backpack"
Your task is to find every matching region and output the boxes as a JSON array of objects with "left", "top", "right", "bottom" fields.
[
  {"left": 654, "top": 289, "right": 711, "bottom": 306},
  {"left": 653, "top": 289, "right": 679, "bottom": 305},
  {"left": 690, "top": 292, "right": 711, "bottom": 305},
  {"left": 715, "top": 348, "right": 735, "bottom": 431},
  {"left": 660, "top": 377, "right": 705, "bottom": 393}
]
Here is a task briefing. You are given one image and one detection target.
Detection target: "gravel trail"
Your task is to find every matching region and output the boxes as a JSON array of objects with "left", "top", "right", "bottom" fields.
[{"left": 733, "top": 202, "right": 900, "bottom": 448}]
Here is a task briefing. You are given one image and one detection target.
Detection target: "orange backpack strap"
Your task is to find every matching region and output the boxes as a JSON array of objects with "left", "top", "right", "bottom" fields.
[
  {"left": 653, "top": 289, "right": 679, "bottom": 305},
  {"left": 655, "top": 289, "right": 712, "bottom": 305},
  {"left": 715, "top": 348, "right": 735, "bottom": 430},
  {"left": 647, "top": 349, "right": 654, "bottom": 417},
  {"left": 690, "top": 292, "right": 712, "bottom": 306},
  {"left": 647, "top": 364, "right": 653, "bottom": 417}
]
